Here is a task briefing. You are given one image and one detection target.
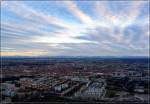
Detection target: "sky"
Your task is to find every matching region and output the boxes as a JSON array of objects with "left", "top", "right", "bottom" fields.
[{"left": 1, "top": 1, "right": 149, "bottom": 57}]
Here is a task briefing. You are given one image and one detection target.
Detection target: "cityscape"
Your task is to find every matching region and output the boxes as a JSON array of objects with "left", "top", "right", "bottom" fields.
[
  {"left": 1, "top": 57, "right": 149, "bottom": 103},
  {"left": 1, "top": 0, "right": 149, "bottom": 104}
]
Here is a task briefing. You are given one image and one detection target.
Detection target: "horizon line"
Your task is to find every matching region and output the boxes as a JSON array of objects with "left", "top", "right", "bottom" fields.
[{"left": 1, "top": 55, "right": 149, "bottom": 58}]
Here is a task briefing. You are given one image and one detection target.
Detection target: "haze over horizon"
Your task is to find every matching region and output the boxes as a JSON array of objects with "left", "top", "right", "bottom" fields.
[{"left": 1, "top": 1, "right": 149, "bottom": 57}]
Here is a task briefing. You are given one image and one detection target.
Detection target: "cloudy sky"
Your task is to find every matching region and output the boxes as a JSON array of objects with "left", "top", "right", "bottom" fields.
[{"left": 1, "top": 1, "right": 149, "bottom": 56}]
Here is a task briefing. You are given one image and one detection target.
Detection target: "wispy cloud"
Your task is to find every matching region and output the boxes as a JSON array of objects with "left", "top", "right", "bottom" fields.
[
  {"left": 1, "top": 1, "right": 149, "bottom": 56},
  {"left": 2, "top": 1, "right": 74, "bottom": 29},
  {"left": 62, "top": 1, "right": 93, "bottom": 24}
]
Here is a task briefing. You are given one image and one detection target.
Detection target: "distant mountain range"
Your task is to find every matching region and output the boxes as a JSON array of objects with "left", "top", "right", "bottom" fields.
[{"left": 1, "top": 56, "right": 149, "bottom": 59}]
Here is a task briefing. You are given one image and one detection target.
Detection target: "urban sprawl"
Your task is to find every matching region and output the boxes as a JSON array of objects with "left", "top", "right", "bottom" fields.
[{"left": 1, "top": 57, "right": 149, "bottom": 103}]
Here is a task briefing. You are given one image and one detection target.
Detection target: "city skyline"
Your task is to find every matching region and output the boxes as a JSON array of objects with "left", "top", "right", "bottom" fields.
[{"left": 1, "top": 1, "right": 149, "bottom": 56}]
